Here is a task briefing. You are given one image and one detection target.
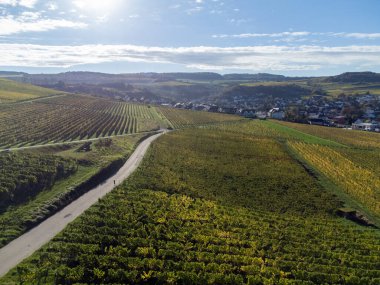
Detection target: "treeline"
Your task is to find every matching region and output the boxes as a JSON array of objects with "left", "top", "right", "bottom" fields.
[
  {"left": 220, "top": 84, "right": 313, "bottom": 101},
  {"left": 0, "top": 152, "right": 77, "bottom": 211}
]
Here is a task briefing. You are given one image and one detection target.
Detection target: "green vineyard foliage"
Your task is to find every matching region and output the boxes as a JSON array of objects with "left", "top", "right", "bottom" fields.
[
  {"left": 0, "top": 152, "right": 77, "bottom": 211},
  {"left": 158, "top": 107, "right": 242, "bottom": 129},
  {"left": 4, "top": 124, "right": 380, "bottom": 284},
  {"left": 0, "top": 95, "right": 163, "bottom": 148}
]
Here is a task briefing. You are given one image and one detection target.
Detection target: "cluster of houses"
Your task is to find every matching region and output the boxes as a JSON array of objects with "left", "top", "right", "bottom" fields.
[{"left": 163, "top": 93, "right": 380, "bottom": 132}]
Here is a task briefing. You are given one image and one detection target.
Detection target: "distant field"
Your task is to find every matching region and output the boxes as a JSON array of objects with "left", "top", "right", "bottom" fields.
[
  {"left": 0, "top": 78, "right": 59, "bottom": 103},
  {"left": 207, "top": 120, "right": 343, "bottom": 146},
  {"left": 318, "top": 82, "right": 380, "bottom": 96},
  {"left": 275, "top": 120, "right": 380, "bottom": 148},
  {"left": 240, "top": 81, "right": 299, "bottom": 87},
  {"left": 237, "top": 80, "right": 380, "bottom": 97},
  {"left": 4, "top": 125, "right": 380, "bottom": 284},
  {"left": 159, "top": 107, "right": 242, "bottom": 128},
  {"left": 0, "top": 94, "right": 166, "bottom": 148}
]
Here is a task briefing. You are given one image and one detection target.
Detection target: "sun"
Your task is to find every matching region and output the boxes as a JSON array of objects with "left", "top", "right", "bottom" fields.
[{"left": 73, "top": 0, "right": 122, "bottom": 14}]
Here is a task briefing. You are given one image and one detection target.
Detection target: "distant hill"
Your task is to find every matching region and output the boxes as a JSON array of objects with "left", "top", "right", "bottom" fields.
[
  {"left": 223, "top": 73, "right": 288, "bottom": 82},
  {"left": 161, "top": 72, "right": 223, "bottom": 81},
  {"left": 0, "top": 78, "right": 60, "bottom": 103},
  {"left": 219, "top": 84, "right": 312, "bottom": 101},
  {"left": 17, "top": 72, "right": 224, "bottom": 86},
  {"left": 0, "top": 71, "right": 26, "bottom": 76},
  {"left": 3, "top": 70, "right": 380, "bottom": 103},
  {"left": 10, "top": 71, "right": 308, "bottom": 86},
  {"left": 324, "top": 72, "right": 380, "bottom": 83}
]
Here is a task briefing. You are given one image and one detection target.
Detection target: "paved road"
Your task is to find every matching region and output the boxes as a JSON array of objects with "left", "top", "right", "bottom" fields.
[
  {"left": 0, "top": 130, "right": 161, "bottom": 153},
  {"left": 0, "top": 131, "right": 165, "bottom": 277}
]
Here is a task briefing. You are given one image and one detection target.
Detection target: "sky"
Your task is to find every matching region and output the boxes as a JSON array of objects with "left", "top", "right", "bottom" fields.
[{"left": 0, "top": 0, "right": 380, "bottom": 75}]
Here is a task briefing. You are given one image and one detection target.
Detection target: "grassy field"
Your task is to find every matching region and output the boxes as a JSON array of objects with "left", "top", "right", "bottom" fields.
[
  {"left": 319, "top": 82, "right": 380, "bottom": 97},
  {"left": 3, "top": 122, "right": 380, "bottom": 284},
  {"left": 0, "top": 134, "right": 145, "bottom": 248},
  {"left": 0, "top": 78, "right": 60, "bottom": 103}
]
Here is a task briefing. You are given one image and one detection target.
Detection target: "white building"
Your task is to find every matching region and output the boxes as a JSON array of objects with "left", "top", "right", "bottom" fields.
[
  {"left": 352, "top": 119, "right": 379, "bottom": 131},
  {"left": 268, "top": 108, "right": 285, "bottom": 120}
]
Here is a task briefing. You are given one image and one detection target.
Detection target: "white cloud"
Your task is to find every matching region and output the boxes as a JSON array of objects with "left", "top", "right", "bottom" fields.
[
  {"left": 0, "top": 13, "right": 87, "bottom": 35},
  {"left": 19, "top": 0, "right": 37, "bottom": 8},
  {"left": 0, "top": 44, "right": 380, "bottom": 72},
  {"left": 339, "top": 33, "right": 380, "bottom": 39},
  {"left": 187, "top": 6, "right": 203, "bottom": 14},
  {"left": 213, "top": 32, "right": 311, "bottom": 38},
  {"left": 46, "top": 2, "right": 57, "bottom": 11},
  {"left": 0, "top": 0, "right": 17, "bottom": 6},
  {"left": 0, "top": 0, "right": 38, "bottom": 8},
  {"left": 214, "top": 31, "right": 380, "bottom": 40}
]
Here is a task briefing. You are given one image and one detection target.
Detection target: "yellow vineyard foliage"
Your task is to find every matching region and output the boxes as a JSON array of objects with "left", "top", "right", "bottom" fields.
[{"left": 290, "top": 141, "right": 380, "bottom": 215}]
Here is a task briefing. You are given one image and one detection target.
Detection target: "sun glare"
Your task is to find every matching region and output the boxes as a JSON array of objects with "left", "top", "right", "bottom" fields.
[{"left": 73, "top": 0, "right": 122, "bottom": 14}]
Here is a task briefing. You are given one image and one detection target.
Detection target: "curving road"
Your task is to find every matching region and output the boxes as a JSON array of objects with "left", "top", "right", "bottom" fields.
[
  {"left": 0, "top": 130, "right": 161, "bottom": 153},
  {"left": 0, "top": 131, "right": 165, "bottom": 277}
]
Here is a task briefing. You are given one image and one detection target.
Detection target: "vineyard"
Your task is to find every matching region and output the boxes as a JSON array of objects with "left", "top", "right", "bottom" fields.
[
  {"left": 206, "top": 120, "right": 343, "bottom": 146},
  {"left": 4, "top": 126, "right": 380, "bottom": 284},
  {"left": 0, "top": 134, "right": 145, "bottom": 248},
  {"left": 275, "top": 120, "right": 380, "bottom": 149},
  {"left": 0, "top": 95, "right": 165, "bottom": 148},
  {"left": 129, "top": 129, "right": 341, "bottom": 215},
  {"left": 0, "top": 78, "right": 58, "bottom": 103},
  {"left": 0, "top": 152, "right": 77, "bottom": 210},
  {"left": 158, "top": 107, "right": 242, "bottom": 128},
  {"left": 290, "top": 142, "right": 380, "bottom": 218}
]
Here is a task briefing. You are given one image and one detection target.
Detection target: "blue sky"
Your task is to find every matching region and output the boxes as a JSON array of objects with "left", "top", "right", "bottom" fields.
[{"left": 0, "top": 0, "right": 380, "bottom": 75}]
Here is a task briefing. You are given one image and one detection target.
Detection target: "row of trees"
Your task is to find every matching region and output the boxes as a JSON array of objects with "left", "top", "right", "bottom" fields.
[{"left": 0, "top": 152, "right": 77, "bottom": 210}]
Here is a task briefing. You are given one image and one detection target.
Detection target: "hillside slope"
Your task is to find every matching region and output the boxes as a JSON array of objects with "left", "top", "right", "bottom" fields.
[
  {"left": 3, "top": 122, "right": 380, "bottom": 284},
  {"left": 0, "top": 78, "right": 59, "bottom": 103}
]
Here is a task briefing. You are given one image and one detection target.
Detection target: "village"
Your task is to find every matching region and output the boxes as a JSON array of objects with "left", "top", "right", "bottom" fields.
[{"left": 159, "top": 92, "right": 380, "bottom": 132}]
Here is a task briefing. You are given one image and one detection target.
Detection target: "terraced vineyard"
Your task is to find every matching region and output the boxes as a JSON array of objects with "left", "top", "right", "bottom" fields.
[
  {"left": 4, "top": 124, "right": 380, "bottom": 284},
  {"left": 158, "top": 107, "right": 242, "bottom": 128},
  {"left": 0, "top": 95, "right": 165, "bottom": 148}
]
